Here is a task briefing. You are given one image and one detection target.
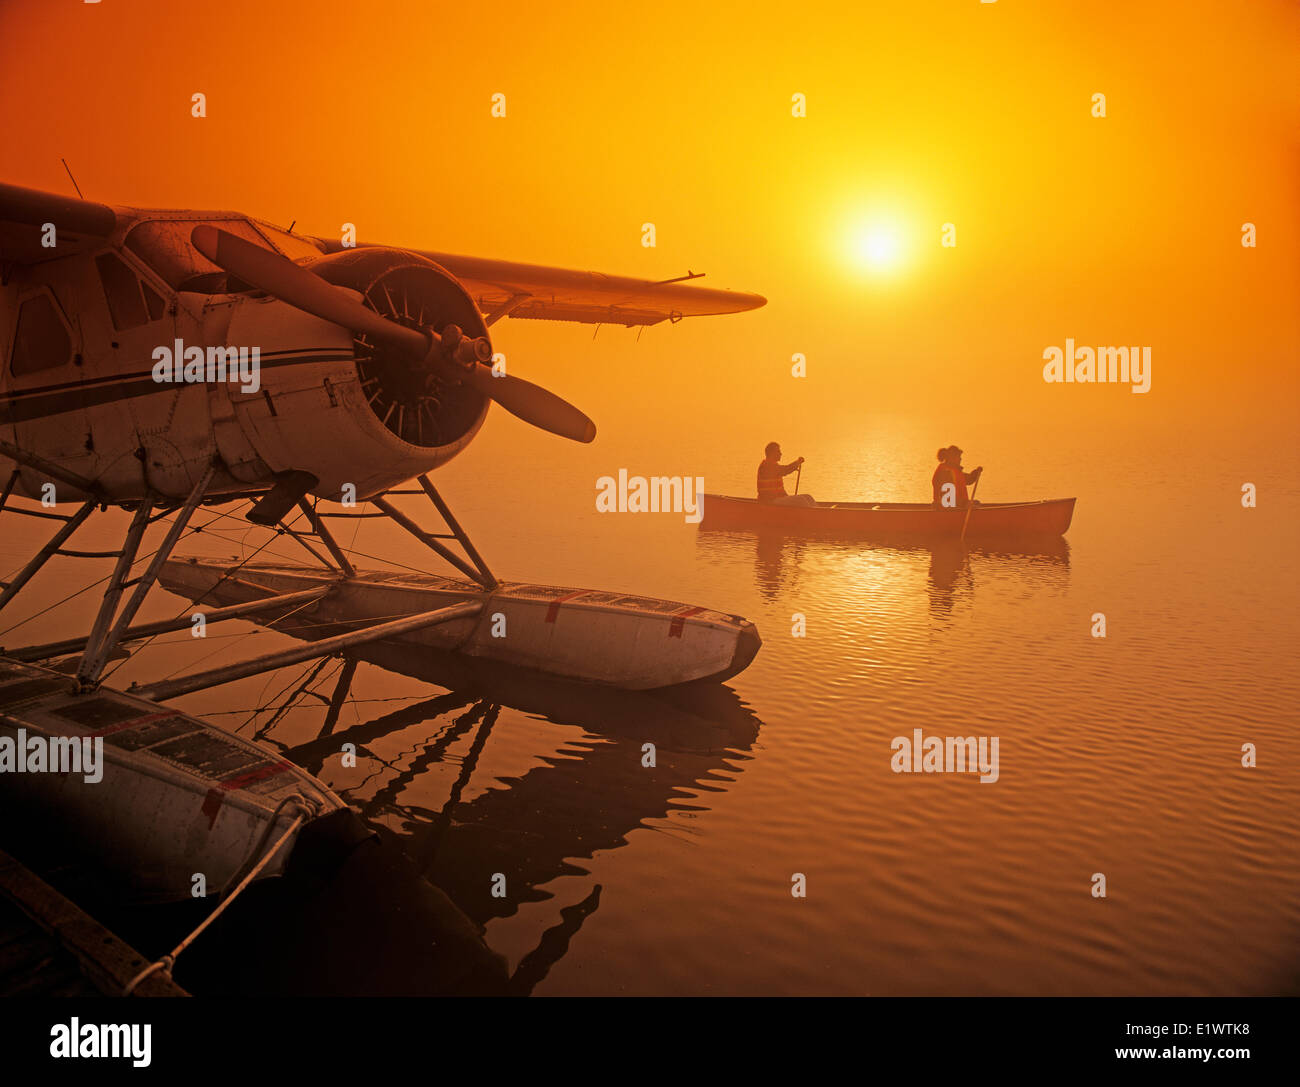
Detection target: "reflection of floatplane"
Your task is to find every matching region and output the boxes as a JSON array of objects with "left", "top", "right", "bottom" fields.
[
  {"left": 700, "top": 494, "right": 1076, "bottom": 539},
  {"left": 312, "top": 634, "right": 763, "bottom": 757},
  {"left": 0, "top": 180, "right": 764, "bottom": 990},
  {"left": 146, "top": 646, "right": 761, "bottom": 995}
]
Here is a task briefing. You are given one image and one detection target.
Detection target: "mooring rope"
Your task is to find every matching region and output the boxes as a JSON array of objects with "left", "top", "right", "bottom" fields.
[{"left": 121, "top": 795, "right": 313, "bottom": 996}]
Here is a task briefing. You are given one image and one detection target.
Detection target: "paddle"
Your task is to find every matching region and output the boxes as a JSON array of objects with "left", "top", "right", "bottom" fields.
[
  {"left": 794, "top": 462, "right": 802, "bottom": 495},
  {"left": 959, "top": 471, "right": 981, "bottom": 542}
]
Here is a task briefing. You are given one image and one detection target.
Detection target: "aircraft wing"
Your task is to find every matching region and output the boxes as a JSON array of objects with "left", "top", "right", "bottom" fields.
[
  {"left": 317, "top": 240, "right": 766, "bottom": 327},
  {"left": 0, "top": 182, "right": 118, "bottom": 265}
]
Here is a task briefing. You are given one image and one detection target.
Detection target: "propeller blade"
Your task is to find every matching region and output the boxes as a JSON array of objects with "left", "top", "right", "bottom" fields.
[
  {"left": 192, "top": 226, "right": 596, "bottom": 443},
  {"left": 462, "top": 366, "right": 596, "bottom": 443},
  {"left": 191, "top": 225, "right": 428, "bottom": 358}
]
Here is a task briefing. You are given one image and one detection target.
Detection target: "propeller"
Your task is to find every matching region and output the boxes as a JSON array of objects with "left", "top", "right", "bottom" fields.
[{"left": 191, "top": 225, "right": 596, "bottom": 443}]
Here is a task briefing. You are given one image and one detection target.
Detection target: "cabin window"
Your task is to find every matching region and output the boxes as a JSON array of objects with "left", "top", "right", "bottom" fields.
[
  {"left": 95, "top": 252, "right": 150, "bottom": 330},
  {"left": 10, "top": 293, "right": 72, "bottom": 376}
]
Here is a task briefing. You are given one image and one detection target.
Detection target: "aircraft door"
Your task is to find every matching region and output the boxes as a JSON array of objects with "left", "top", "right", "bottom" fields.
[
  {"left": 4, "top": 280, "right": 93, "bottom": 478},
  {"left": 85, "top": 250, "right": 196, "bottom": 496}
]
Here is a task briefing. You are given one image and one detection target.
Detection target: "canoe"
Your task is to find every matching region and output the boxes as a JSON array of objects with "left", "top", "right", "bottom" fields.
[
  {"left": 699, "top": 494, "right": 1076, "bottom": 539},
  {"left": 159, "top": 557, "right": 761, "bottom": 689}
]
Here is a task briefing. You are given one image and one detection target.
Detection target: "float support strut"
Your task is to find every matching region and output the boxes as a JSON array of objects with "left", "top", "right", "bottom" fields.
[
  {"left": 132, "top": 601, "right": 483, "bottom": 702},
  {"left": 0, "top": 501, "right": 96, "bottom": 613},
  {"left": 78, "top": 468, "right": 215, "bottom": 686},
  {"left": 75, "top": 499, "right": 154, "bottom": 687}
]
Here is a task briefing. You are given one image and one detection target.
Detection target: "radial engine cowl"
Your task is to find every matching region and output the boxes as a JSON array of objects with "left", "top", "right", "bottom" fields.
[{"left": 306, "top": 247, "right": 491, "bottom": 450}]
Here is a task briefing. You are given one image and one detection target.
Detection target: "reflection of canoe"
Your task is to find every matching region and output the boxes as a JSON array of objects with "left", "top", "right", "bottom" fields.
[{"left": 700, "top": 494, "right": 1076, "bottom": 539}]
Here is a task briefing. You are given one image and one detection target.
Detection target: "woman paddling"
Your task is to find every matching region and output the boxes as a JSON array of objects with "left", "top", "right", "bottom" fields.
[{"left": 931, "top": 445, "right": 982, "bottom": 509}]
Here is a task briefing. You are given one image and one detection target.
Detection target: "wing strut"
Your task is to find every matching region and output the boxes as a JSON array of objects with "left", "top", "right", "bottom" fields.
[{"left": 483, "top": 292, "right": 532, "bottom": 328}]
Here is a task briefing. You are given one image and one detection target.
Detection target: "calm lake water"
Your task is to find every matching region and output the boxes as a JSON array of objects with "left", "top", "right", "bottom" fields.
[{"left": 1, "top": 409, "right": 1296, "bottom": 995}]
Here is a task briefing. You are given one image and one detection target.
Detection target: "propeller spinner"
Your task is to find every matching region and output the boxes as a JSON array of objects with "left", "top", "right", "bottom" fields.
[{"left": 190, "top": 226, "right": 596, "bottom": 443}]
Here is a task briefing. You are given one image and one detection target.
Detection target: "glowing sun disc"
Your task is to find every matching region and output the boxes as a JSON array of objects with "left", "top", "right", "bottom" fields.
[{"left": 854, "top": 223, "right": 905, "bottom": 273}]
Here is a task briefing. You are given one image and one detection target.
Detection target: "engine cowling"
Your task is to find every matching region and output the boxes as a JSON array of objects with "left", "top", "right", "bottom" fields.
[
  {"left": 307, "top": 247, "right": 491, "bottom": 451},
  {"left": 211, "top": 247, "right": 493, "bottom": 505}
]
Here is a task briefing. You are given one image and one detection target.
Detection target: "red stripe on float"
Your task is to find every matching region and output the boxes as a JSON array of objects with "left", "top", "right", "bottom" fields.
[
  {"left": 668, "top": 606, "right": 705, "bottom": 638},
  {"left": 545, "top": 590, "right": 587, "bottom": 624},
  {"left": 218, "top": 760, "right": 294, "bottom": 791},
  {"left": 200, "top": 760, "right": 295, "bottom": 829},
  {"left": 201, "top": 788, "right": 224, "bottom": 828}
]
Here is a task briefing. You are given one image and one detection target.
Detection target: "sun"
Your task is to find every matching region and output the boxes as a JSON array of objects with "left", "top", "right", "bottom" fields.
[{"left": 851, "top": 221, "right": 908, "bottom": 276}]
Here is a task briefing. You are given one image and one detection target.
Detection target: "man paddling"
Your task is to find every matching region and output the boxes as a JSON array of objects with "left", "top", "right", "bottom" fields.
[
  {"left": 931, "top": 445, "right": 982, "bottom": 509},
  {"left": 757, "top": 442, "right": 815, "bottom": 505}
]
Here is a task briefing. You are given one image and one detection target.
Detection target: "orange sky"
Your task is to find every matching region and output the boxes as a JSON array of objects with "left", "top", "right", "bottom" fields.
[{"left": 1, "top": 0, "right": 1296, "bottom": 445}]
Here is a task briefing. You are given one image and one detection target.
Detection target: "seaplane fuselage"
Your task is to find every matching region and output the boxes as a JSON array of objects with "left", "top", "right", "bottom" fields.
[
  {"left": 1, "top": 208, "right": 490, "bottom": 506},
  {"left": 0, "top": 181, "right": 764, "bottom": 514}
]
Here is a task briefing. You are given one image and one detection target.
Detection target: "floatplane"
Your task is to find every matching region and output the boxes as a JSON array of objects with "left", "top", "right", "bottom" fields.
[{"left": 0, "top": 180, "right": 765, "bottom": 992}]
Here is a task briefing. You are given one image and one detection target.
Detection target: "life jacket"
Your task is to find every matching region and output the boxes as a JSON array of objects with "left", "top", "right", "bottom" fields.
[
  {"left": 757, "top": 459, "right": 786, "bottom": 501},
  {"left": 931, "top": 463, "right": 968, "bottom": 507}
]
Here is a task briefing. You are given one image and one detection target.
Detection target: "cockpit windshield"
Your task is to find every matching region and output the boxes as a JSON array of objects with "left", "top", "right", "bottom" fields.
[
  {"left": 124, "top": 217, "right": 324, "bottom": 294},
  {"left": 124, "top": 218, "right": 271, "bottom": 293}
]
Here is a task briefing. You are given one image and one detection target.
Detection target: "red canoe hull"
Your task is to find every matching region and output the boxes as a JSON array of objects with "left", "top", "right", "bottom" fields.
[{"left": 699, "top": 494, "right": 1076, "bottom": 539}]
